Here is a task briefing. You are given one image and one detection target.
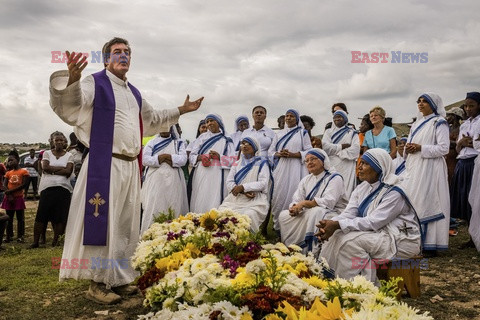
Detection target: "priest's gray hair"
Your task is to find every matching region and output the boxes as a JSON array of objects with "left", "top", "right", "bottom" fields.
[{"left": 102, "top": 37, "right": 131, "bottom": 68}]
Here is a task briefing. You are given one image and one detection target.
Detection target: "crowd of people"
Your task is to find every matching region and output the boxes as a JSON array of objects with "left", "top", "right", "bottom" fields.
[{"left": 1, "top": 36, "right": 479, "bottom": 305}]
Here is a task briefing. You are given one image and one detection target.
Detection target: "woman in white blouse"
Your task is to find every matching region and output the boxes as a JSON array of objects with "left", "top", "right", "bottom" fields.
[{"left": 30, "top": 131, "right": 73, "bottom": 248}]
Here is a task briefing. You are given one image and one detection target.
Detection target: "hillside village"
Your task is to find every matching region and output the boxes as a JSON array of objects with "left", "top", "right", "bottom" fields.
[{"left": 0, "top": 142, "right": 50, "bottom": 159}]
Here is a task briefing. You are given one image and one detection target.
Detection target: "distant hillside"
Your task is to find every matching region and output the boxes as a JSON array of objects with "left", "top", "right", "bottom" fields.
[{"left": 0, "top": 142, "right": 50, "bottom": 158}]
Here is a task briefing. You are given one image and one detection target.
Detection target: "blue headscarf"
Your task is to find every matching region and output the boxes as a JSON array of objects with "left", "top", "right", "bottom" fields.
[
  {"left": 241, "top": 136, "right": 259, "bottom": 155},
  {"left": 333, "top": 110, "right": 348, "bottom": 125},
  {"left": 361, "top": 148, "right": 401, "bottom": 186},
  {"left": 306, "top": 148, "right": 331, "bottom": 171},
  {"left": 205, "top": 113, "right": 227, "bottom": 135},
  {"left": 418, "top": 92, "right": 445, "bottom": 117},
  {"left": 235, "top": 115, "right": 250, "bottom": 132},
  {"left": 286, "top": 109, "right": 301, "bottom": 126}
]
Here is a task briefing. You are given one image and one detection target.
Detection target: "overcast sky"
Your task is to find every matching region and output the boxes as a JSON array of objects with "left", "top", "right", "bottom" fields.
[{"left": 1, "top": 0, "right": 479, "bottom": 144}]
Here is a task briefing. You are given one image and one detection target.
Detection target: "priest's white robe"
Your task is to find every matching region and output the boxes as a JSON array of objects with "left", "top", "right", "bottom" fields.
[
  {"left": 322, "top": 126, "right": 360, "bottom": 199},
  {"left": 320, "top": 181, "right": 421, "bottom": 282},
  {"left": 140, "top": 136, "right": 188, "bottom": 235},
  {"left": 402, "top": 114, "right": 450, "bottom": 251},
  {"left": 219, "top": 158, "right": 270, "bottom": 232},
  {"left": 279, "top": 171, "right": 348, "bottom": 250},
  {"left": 268, "top": 126, "right": 312, "bottom": 231},
  {"left": 189, "top": 132, "right": 235, "bottom": 213},
  {"left": 50, "top": 70, "right": 179, "bottom": 288}
]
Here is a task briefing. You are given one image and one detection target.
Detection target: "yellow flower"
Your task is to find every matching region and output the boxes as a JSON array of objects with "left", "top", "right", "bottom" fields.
[
  {"left": 265, "top": 315, "right": 283, "bottom": 320},
  {"left": 199, "top": 210, "right": 218, "bottom": 230},
  {"left": 302, "top": 276, "right": 329, "bottom": 289},
  {"left": 280, "top": 263, "right": 296, "bottom": 274},
  {"left": 276, "top": 301, "right": 299, "bottom": 319},
  {"left": 178, "top": 213, "right": 193, "bottom": 221},
  {"left": 184, "top": 243, "right": 200, "bottom": 258},
  {"left": 308, "top": 297, "right": 353, "bottom": 320},
  {"left": 240, "top": 313, "right": 254, "bottom": 320},
  {"left": 295, "top": 262, "right": 308, "bottom": 274},
  {"left": 155, "top": 249, "right": 191, "bottom": 272},
  {"left": 231, "top": 270, "right": 256, "bottom": 289},
  {"left": 155, "top": 256, "right": 170, "bottom": 271}
]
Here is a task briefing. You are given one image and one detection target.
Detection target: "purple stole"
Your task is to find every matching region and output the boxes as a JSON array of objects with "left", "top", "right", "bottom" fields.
[{"left": 83, "top": 69, "right": 142, "bottom": 246}]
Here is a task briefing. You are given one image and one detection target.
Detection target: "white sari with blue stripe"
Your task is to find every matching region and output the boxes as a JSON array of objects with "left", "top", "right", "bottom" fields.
[
  {"left": 402, "top": 113, "right": 450, "bottom": 251},
  {"left": 268, "top": 126, "right": 312, "bottom": 230},
  {"left": 469, "top": 136, "right": 480, "bottom": 252},
  {"left": 320, "top": 181, "right": 421, "bottom": 283},
  {"left": 322, "top": 125, "right": 360, "bottom": 199},
  {"left": 140, "top": 135, "right": 188, "bottom": 234},
  {"left": 219, "top": 156, "right": 270, "bottom": 232},
  {"left": 189, "top": 131, "right": 235, "bottom": 213},
  {"left": 279, "top": 171, "right": 347, "bottom": 252}
]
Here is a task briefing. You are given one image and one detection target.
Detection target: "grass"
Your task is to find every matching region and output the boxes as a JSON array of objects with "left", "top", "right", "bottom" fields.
[
  {"left": 1, "top": 202, "right": 479, "bottom": 319},
  {"left": 0, "top": 203, "right": 146, "bottom": 320}
]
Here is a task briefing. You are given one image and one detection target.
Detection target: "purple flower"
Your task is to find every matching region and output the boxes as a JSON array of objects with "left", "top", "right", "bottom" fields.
[
  {"left": 221, "top": 254, "right": 240, "bottom": 277},
  {"left": 244, "top": 241, "right": 262, "bottom": 253},
  {"left": 213, "top": 231, "right": 231, "bottom": 239},
  {"left": 167, "top": 231, "right": 177, "bottom": 241}
]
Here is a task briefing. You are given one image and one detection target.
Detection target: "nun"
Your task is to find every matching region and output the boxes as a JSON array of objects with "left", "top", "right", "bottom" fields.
[
  {"left": 189, "top": 114, "right": 236, "bottom": 213},
  {"left": 140, "top": 125, "right": 188, "bottom": 234},
  {"left": 229, "top": 115, "right": 250, "bottom": 152},
  {"left": 319, "top": 148, "right": 421, "bottom": 283},
  {"left": 402, "top": 92, "right": 450, "bottom": 256},
  {"left": 322, "top": 110, "right": 360, "bottom": 199},
  {"left": 268, "top": 108, "right": 312, "bottom": 234},
  {"left": 278, "top": 148, "right": 348, "bottom": 253},
  {"left": 219, "top": 136, "right": 270, "bottom": 232},
  {"left": 468, "top": 109, "right": 480, "bottom": 252}
]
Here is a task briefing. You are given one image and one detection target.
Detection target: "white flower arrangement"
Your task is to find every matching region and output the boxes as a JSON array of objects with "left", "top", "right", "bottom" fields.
[{"left": 134, "top": 209, "right": 432, "bottom": 320}]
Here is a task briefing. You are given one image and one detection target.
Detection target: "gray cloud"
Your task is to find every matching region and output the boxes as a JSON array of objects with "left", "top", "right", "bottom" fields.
[{"left": 0, "top": 0, "right": 479, "bottom": 143}]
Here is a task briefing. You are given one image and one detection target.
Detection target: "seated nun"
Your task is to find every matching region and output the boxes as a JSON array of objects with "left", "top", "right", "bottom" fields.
[
  {"left": 219, "top": 137, "right": 270, "bottom": 232},
  {"left": 318, "top": 148, "right": 421, "bottom": 283},
  {"left": 278, "top": 148, "right": 348, "bottom": 253}
]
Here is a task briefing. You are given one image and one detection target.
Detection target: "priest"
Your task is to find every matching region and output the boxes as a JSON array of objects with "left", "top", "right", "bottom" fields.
[{"left": 50, "top": 37, "right": 203, "bottom": 304}]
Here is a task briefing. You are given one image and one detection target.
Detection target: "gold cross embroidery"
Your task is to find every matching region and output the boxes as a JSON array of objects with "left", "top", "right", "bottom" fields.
[{"left": 89, "top": 192, "right": 105, "bottom": 217}]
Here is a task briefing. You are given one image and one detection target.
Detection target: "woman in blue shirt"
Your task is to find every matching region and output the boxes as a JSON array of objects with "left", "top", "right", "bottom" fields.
[{"left": 362, "top": 106, "right": 397, "bottom": 159}]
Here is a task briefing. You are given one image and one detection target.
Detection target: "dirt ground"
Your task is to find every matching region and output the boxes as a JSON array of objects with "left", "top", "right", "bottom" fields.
[
  {"left": 403, "top": 225, "right": 480, "bottom": 320},
  {"left": 1, "top": 199, "right": 479, "bottom": 320}
]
